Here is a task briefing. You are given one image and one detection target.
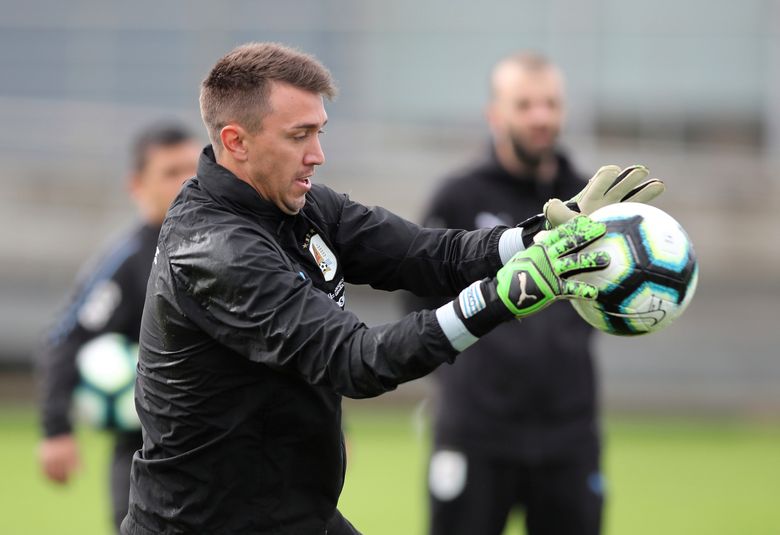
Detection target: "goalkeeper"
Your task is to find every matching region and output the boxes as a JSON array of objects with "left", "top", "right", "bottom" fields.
[{"left": 122, "top": 42, "right": 662, "bottom": 535}]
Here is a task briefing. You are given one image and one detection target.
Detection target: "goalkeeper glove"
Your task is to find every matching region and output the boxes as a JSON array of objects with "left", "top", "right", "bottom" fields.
[
  {"left": 436, "top": 215, "right": 609, "bottom": 351},
  {"left": 516, "top": 164, "right": 665, "bottom": 247},
  {"left": 545, "top": 164, "right": 665, "bottom": 227}
]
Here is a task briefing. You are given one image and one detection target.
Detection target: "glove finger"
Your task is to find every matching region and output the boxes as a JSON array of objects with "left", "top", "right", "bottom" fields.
[
  {"left": 574, "top": 165, "right": 622, "bottom": 204},
  {"left": 544, "top": 198, "right": 578, "bottom": 228},
  {"left": 561, "top": 279, "right": 599, "bottom": 301},
  {"left": 532, "top": 229, "right": 551, "bottom": 244},
  {"left": 621, "top": 178, "right": 665, "bottom": 203},
  {"left": 603, "top": 165, "right": 649, "bottom": 200},
  {"left": 543, "top": 216, "right": 607, "bottom": 257},
  {"left": 554, "top": 251, "right": 610, "bottom": 277}
]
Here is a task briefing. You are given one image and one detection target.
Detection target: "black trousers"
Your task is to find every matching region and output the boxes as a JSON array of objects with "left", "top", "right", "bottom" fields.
[
  {"left": 428, "top": 444, "right": 603, "bottom": 535},
  {"left": 110, "top": 431, "right": 143, "bottom": 533},
  {"left": 119, "top": 506, "right": 361, "bottom": 534}
]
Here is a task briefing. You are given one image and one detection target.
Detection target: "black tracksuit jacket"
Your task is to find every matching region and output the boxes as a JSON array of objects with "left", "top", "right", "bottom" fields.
[{"left": 122, "top": 146, "right": 507, "bottom": 535}]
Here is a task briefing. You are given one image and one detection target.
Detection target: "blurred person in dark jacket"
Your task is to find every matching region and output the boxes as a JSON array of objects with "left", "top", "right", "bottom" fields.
[
  {"left": 405, "top": 52, "right": 605, "bottom": 535},
  {"left": 37, "top": 121, "right": 200, "bottom": 532}
]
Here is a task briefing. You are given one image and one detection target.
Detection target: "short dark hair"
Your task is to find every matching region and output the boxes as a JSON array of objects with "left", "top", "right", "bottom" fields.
[
  {"left": 199, "top": 42, "right": 337, "bottom": 150},
  {"left": 131, "top": 121, "right": 196, "bottom": 173}
]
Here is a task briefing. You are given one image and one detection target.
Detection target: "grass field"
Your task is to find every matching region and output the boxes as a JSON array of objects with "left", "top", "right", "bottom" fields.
[{"left": 2, "top": 404, "right": 780, "bottom": 534}]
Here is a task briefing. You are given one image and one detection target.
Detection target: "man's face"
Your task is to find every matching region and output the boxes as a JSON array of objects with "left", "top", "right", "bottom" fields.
[
  {"left": 243, "top": 82, "right": 327, "bottom": 215},
  {"left": 131, "top": 141, "right": 200, "bottom": 224},
  {"left": 489, "top": 65, "right": 564, "bottom": 166}
]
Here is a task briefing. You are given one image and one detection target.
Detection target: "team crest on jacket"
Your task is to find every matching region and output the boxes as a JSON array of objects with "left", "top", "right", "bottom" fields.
[{"left": 308, "top": 234, "right": 338, "bottom": 281}]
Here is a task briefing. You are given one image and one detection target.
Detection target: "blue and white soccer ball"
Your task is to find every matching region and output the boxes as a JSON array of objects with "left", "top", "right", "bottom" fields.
[
  {"left": 569, "top": 202, "right": 698, "bottom": 336},
  {"left": 73, "top": 333, "right": 140, "bottom": 431}
]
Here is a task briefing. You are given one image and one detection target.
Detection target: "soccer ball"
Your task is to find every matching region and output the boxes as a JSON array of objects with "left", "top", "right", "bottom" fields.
[
  {"left": 569, "top": 202, "right": 698, "bottom": 336},
  {"left": 73, "top": 333, "right": 141, "bottom": 431}
]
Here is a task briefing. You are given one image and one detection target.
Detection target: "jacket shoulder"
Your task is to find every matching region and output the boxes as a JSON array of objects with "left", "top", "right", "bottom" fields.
[
  {"left": 161, "top": 184, "right": 281, "bottom": 266},
  {"left": 434, "top": 160, "right": 497, "bottom": 201},
  {"left": 73, "top": 224, "right": 148, "bottom": 288},
  {"left": 421, "top": 161, "right": 496, "bottom": 226}
]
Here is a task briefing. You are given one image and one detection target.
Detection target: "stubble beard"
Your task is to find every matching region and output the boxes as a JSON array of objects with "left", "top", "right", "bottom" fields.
[{"left": 509, "top": 130, "right": 557, "bottom": 171}]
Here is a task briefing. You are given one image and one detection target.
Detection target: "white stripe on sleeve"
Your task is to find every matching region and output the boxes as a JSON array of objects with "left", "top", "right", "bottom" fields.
[{"left": 435, "top": 302, "right": 479, "bottom": 352}]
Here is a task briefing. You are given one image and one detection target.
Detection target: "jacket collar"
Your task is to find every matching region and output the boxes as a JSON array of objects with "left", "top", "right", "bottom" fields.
[{"left": 196, "top": 145, "right": 291, "bottom": 223}]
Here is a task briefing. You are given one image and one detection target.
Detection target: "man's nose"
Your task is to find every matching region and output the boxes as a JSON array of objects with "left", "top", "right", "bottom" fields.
[
  {"left": 305, "top": 137, "right": 325, "bottom": 166},
  {"left": 529, "top": 103, "right": 556, "bottom": 124}
]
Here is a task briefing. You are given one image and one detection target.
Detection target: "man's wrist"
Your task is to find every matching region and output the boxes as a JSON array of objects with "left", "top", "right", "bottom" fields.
[
  {"left": 498, "top": 227, "right": 526, "bottom": 264},
  {"left": 514, "top": 212, "right": 548, "bottom": 249},
  {"left": 435, "top": 279, "right": 512, "bottom": 351},
  {"left": 435, "top": 301, "right": 478, "bottom": 352},
  {"left": 43, "top": 418, "right": 73, "bottom": 439}
]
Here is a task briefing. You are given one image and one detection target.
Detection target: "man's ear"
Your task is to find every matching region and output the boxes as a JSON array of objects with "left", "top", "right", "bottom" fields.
[
  {"left": 127, "top": 171, "right": 143, "bottom": 201},
  {"left": 220, "top": 124, "right": 248, "bottom": 161},
  {"left": 485, "top": 102, "right": 500, "bottom": 133}
]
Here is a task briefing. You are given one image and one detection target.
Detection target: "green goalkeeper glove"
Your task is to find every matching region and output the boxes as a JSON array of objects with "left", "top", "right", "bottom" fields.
[
  {"left": 495, "top": 215, "right": 609, "bottom": 316},
  {"left": 436, "top": 216, "right": 609, "bottom": 351}
]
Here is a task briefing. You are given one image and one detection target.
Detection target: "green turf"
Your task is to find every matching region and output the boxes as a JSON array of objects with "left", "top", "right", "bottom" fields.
[
  {"left": 0, "top": 407, "right": 115, "bottom": 534},
  {"left": 2, "top": 405, "right": 780, "bottom": 534}
]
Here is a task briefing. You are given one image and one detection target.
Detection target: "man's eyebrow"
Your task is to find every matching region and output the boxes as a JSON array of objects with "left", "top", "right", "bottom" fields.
[{"left": 290, "top": 119, "right": 328, "bottom": 130}]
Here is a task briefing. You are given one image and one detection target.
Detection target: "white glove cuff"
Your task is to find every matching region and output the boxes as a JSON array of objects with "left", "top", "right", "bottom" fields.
[
  {"left": 435, "top": 301, "right": 479, "bottom": 352},
  {"left": 498, "top": 227, "right": 526, "bottom": 264}
]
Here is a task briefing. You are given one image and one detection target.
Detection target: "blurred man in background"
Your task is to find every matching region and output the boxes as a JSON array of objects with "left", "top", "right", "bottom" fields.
[
  {"left": 406, "top": 52, "right": 604, "bottom": 535},
  {"left": 37, "top": 121, "right": 200, "bottom": 532}
]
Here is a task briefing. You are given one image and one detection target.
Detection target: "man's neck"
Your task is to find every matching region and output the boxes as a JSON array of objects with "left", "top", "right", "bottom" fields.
[{"left": 215, "top": 151, "right": 262, "bottom": 195}]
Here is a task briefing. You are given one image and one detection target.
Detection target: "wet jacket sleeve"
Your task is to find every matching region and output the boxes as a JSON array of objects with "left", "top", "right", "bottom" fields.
[
  {"left": 166, "top": 227, "right": 461, "bottom": 399},
  {"left": 401, "top": 185, "right": 464, "bottom": 313},
  {"left": 315, "top": 191, "right": 506, "bottom": 297},
  {"left": 38, "top": 260, "right": 137, "bottom": 437}
]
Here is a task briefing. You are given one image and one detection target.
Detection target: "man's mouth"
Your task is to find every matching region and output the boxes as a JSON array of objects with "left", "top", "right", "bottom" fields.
[{"left": 295, "top": 175, "right": 312, "bottom": 191}]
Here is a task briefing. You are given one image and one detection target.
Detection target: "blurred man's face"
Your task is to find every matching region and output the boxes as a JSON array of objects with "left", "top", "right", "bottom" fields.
[
  {"left": 242, "top": 81, "right": 327, "bottom": 215},
  {"left": 488, "top": 65, "right": 564, "bottom": 167},
  {"left": 131, "top": 141, "right": 200, "bottom": 224}
]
